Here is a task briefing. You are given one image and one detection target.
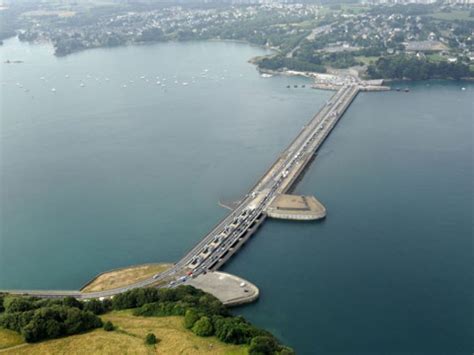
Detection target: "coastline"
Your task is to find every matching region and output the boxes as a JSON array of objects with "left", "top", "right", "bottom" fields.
[{"left": 7, "top": 35, "right": 470, "bottom": 83}]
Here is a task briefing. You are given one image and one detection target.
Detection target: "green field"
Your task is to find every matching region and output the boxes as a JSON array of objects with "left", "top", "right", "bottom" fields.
[
  {"left": 340, "top": 4, "right": 370, "bottom": 14},
  {"left": 355, "top": 56, "right": 379, "bottom": 65},
  {"left": 0, "top": 311, "right": 248, "bottom": 354},
  {"left": 430, "top": 11, "right": 473, "bottom": 22},
  {"left": 426, "top": 53, "right": 447, "bottom": 62}
]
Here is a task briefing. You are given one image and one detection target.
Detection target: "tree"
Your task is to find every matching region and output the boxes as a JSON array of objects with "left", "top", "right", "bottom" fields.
[
  {"left": 192, "top": 316, "right": 214, "bottom": 337},
  {"left": 145, "top": 332, "right": 158, "bottom": 345},
  {"left": 249, "top": 336, "right": 279, "bottom": 354},
  {"left": 103, "top": 321, "right": 114, "bottom": 331},
  {"left": 62, "top": 297, "right": 83, "bottom": 310},
  {"left": 184, "top": 309, "right": 200, "bottom": 329},
  {"left": 5, "top": 297, "right": 36, "bottom": 313},
  {"left": 214, "top": 317, "right": 251, "bottom": 344},
  {"left": 64, "top": 307, "right": 102, "bottom": 335},
  {"left": 84, "top": 299, "right": 110, "bottom": 315},
  {"left": 278, "top": 347, "right": 296, "bottom": 355}
]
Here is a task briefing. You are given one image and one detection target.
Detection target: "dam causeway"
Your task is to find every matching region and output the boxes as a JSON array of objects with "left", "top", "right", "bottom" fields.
[{"left": 2, "top": 80, "right": 390, "bottom": 305}]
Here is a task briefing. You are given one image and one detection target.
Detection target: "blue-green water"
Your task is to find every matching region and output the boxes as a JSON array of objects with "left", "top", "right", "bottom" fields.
[{"left": 1, "top": 38, "right": 472, "bottom": 354}]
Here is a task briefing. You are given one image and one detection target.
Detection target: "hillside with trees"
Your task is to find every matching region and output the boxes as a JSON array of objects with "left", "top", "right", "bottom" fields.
[{"left": 0, "top": 287, "right": 293, "bottom": 354}]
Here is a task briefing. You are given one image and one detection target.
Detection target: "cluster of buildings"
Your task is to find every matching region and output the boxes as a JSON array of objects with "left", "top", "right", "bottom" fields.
[
  {"left": 310, "top": 7, "right": 472, "bottom": 63},
  {"left": 10, "top": 1, "right": 473, "bottom": 62},
  {"left": 15, "top": 3, "right": 320, "bottom": 55}
]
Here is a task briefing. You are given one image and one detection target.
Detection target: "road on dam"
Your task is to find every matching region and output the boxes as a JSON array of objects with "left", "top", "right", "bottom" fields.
[{"left": 3, "top": 83, "right": 362, "bottom": 299}]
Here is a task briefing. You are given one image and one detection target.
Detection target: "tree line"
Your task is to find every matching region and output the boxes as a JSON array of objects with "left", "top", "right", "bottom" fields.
[
  {"left": 0, "top": 294, "right": 105, "bottom": 343},
  {"left": 0, "top": 287, "right": 293, "bottom": 354},
  {"left": 367, "top": 55, "right": 472, "bottom": 80},
  {"left": 111, "top": 286, "right": 294, "bottom": 354}
]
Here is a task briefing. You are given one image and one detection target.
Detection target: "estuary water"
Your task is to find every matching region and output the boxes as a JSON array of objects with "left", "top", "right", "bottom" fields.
[{"left": 1, "top": 37, "right": 472, "bottom": 354}]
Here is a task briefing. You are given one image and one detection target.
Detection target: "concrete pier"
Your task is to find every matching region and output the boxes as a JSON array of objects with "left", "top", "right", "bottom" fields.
[
  {"left": 266, "top": 194, "right": 326, "bottom": 220},
  {"left": 185, "top": 272, "right": 259, "bottom": 306}
]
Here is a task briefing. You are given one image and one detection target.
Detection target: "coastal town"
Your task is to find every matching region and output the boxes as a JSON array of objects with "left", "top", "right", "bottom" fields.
[{"left": 1, "top": 0, "right": 473, "bottom": 80}]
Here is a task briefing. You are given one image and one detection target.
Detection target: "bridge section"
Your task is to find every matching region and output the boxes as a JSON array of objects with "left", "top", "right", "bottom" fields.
[{"left": 2, "top": 84, "right": 362, "bottom": 300}]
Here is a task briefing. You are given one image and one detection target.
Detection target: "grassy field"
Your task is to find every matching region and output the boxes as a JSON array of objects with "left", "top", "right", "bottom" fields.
[
  {"left": 0, "top": 311, "right": 248, "bottom": 354},
  {"left": 0, "top": 329, "right": 24, "bottom": 350},
  {"left": 340, "top": 4, "right": 370, "bottom": 14},
  {"left": 81, "top": 263, "right": 172, "bottom": 293},
  {"left": 427, "top": 53, "right": 447, "bottom": 62},
  {"left": 295, "top": 19, "right": 321, "bottom": 29},
  {"left": 355, "top": 56, "right": 379, "bottom": 65},
  {"left": 430, "top": 11, "right": 473, "bottom": 22}
]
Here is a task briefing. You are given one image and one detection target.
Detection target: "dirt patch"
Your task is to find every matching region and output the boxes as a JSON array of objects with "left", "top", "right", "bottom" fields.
[{"left": 81, "top": 263, "right": 172, "bottom": 293}]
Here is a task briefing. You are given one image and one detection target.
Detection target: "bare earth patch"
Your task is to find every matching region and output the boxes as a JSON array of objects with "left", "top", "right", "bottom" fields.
[{"left": 81, "top": 263, "right": 172, "bottom": 293}]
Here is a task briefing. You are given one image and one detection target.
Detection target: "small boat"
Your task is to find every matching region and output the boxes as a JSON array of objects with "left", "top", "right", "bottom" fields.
[
  {"left": 261, "top": 73, "right": 273, "bottom": 78},
  {"left": 122, "top": 84, "right": 127, "bottom": 88},
  {"left": 80, "top": 83, "right": 85, "bottom": 87},
  {"left": 294, "top": 85, "right": 298, "bottom": 88},
  {"left": 396, "top": 88, "right": 400, "bottom": 92},
  {"left": 461, "top": 87, "right": 466, "bottom": 91},
  {"left": 287, "top": 85, "right": 291, "bottom": 88},
  {"left": 51, "top": 88, "right": 56, "bottom": 92},
  {"left": 182, "top": 82, "right": 188, "bottom": 86},
  {"left": 302, "top": 84, "right": 306, "bottom": 88},
  {"left": 404, "top": 88, "right": 410, "bottom": 92}
]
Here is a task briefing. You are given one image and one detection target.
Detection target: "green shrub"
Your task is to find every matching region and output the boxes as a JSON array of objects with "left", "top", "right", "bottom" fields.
[
  {"left": 249, "top": 336, "right": 279, "bottom": 354},
  {"left": 103, "top": 320, "right": 114, "bottom": 331},
  {"left": 277, "top": 346, "right": 296, "bottom": 355},
  {"left": 5, "top": 297, "right": 37, "bottom": 313},
  {"left": 1, "top": 303, "right": 102, "bottom": 343},
  {"left": 184, "top": 309, "right": 200, "bottom": 329},
  {"left": 112, "top": 286, "right": 204, "bottom": 311},
  {"left": 62, "top": 297, "right": 83, "bottom": 310},
  {"left": 0, "top": 310, "right": 35, "bottom": 333},
  {"left": 145, "top": 332, "right": 158, "bottom": 345},
  {"left": 191, "top": 316, "right": 213, "bottom": 337},
  {"left": 83, "top": 299, "right": 110, "bottom": 315}
]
